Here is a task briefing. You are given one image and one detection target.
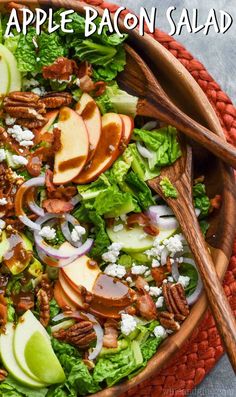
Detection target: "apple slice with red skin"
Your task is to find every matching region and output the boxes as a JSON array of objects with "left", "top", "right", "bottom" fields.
[
  {"left": 54, "top": 281, "right": 77, "bottom": 311},
  {"left": 39, "top": 110, "right": 59, "bottom": 135},
  {"left": 74, "top": 113, "right": 123, "bottom": 184},
  {"left": 53, "top": 107, "right": 89, "bottom": 185},
  {"left": 119, "top": 114, "right": 134, "bottom": 146},
  {"left": 75, "top": 93, "right": 101, "bottom": 162},
  {"left": 58, "top": 272, "right": 86, "bottom": 309}
]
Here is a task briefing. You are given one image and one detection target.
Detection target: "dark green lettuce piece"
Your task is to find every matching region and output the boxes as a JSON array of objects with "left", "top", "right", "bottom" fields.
[
  {"left": 124, "top": 171, "right": 155, "bottom": 210},
  {"left": 160, "top": 177, "right": 178, "bottom": 198},
  {"left": 0, "top": 377, "right": 47, "bottom": 397},
  {"left": 193, "top": 183, "right": 211, "bottom": 217},
  {"left": 88, "top": 212, "right": 111, "bottom": 260}
]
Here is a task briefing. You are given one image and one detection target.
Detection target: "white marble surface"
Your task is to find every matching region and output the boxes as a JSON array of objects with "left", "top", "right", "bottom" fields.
[{"left": 113, "top": 0, "right": 236, "bottom": 394}]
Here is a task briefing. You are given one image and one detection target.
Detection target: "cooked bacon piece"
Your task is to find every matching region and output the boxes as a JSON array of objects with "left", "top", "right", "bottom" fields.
[
  {"left": 210, "top": 194, "right": 221, "bottom": 211},
  {"left": 135, "top": 276, "right": 149, "bottom": 292},
  {"left": 45, "top": 169, "right": 56, "bottom": 193},
  {"left": 26, "top": 150, "right": 44, "bottom": 177},
  {"left": 0, "top": 294, "right": 7, "bottom": 328},
  {"left": 136, "top": 293, "right": 157, "bottom": 320},
  {"left": 15, "top": 294, "right": 34, "bottom": 313},
  {"left": 42, "top": 57, "right": 78, "bottom": 81},
  {"left": 94, "top": 81, "right": 107, "bottom": 97},
  {"left": 43, "top": 199, "right": 74, "bottom": 214},
  {"left": 143, "top": 224, "right": 159, "bottom": 236},
  {"left": 49, "top": 186, "right": 77, "bottom": 200},
  {"left": 103, "top": 319, "right": 118, "bottom": 348},
  {"left": 77, "top": 61, "right": 93, "bottom": 78},
  {"left": 80, "top": 75, "right": 96, "bottom": 93},
  {"left": 151, "top": 267, "right": 167, "bottom": 287},
  {"left": 127, "top": 213, "right": 150, "bottom": 227}
]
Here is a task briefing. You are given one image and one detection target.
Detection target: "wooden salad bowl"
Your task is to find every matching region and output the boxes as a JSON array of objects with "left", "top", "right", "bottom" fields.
[{"left": 1, "top": 0, "right": 236, "bottom": 395}]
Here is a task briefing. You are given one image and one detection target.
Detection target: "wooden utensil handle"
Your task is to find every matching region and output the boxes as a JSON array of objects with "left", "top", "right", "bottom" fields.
[
  {"left": 138, "top": 98, "right": 236, "bottom": 169},
  {"left": 173, "top": 188, "right": 236, "bottom": 372}
]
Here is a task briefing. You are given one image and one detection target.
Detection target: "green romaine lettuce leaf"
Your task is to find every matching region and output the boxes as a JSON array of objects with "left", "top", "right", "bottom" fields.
[
  {"left": 96, "top": 82, "right": 138, "bottom": 116},
  {"left": 123, "top": 144, "right": 161, "bottom": 181},
  {"left": 0, "top": 377, "right": 48, "bottom": 397},
  {"left": 77, "top": 174, "right": 111, "bottom": 201},
  {"left": 88, "top": 212, "right": 111, "bottom": 260},
  {"left": 193, "top": 183, "right": 211, "bottom": 217},
  {"left": 124, "top": 171, "right": 155, "bottom": 210},
  {"left": 160, "top": 177, "right": 178, "bottom": 198}
]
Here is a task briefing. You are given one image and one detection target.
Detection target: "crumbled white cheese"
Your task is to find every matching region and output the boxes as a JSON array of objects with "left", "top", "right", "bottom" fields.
[
  {"left": 0, "top": 220, "right": 6, "bottom": 230},
  {"left": 5, "top": 115, "right": 16, "bottom": 126},
  {"left": 144, "top": 270, "right": 151, "bottom": 277},
  {"left": 104, "top": 264, "right": 126, "bottom": 279},
  {"left": 152, "top": 259, "right": 160, "bottom": 268},
  {"left": 126, "top": 276, "right": 132, "bottom": 283},
  {"left": 163, "top": 234, "right": 183, "bottom": 257},
  {"left": 12, "top": 155, "right": 28, "bottom": 166},
  {"left": 113, "top": 224, "right": 124, "bottom": 232},
  {"left": 144, "top": 285, "right": 150, "bottom": 292},
  {"left": 149, "top": 286, "right": 162, "bottom": 297},
  {"left": 0, "top": 149, "right": 6, "bottom": 162},
  {"left": 39, "top": 226, "right": 56, "bottom": 241},
  {"left": 71, "top": 225, "right": 86, "bottom": 243},
  {"left": 23, "top": 78, "right": 39, "bottom": 89},
  {"left": 162, "top": 279, "right": 168, "bottom": 284},
  {"left": 167, "top": 276, "right": 174, "bottom": 283},
  {"left": 7, "top": 125, "right": 34, "bottom": 147},
  {"left": 102, "top": 242, "right": 123, "bottom": 263},
  {"left": 120, "top": 214, "right": 127, "bottom": 222},
  {"left": 31, "top": 86, "right": 47, "bottom": 96},
  {"left": 0, "top": 198, "right": 7, "bottom": 206},
  {"left": 156, "top": 296, "right": 164, "bottom": 308},
  {"left": 131, "top": 265, "right": 149, "bottom": 275},
  {"left": 153, "top": 325, "right": 167, "bottom": 339},
  {"left": 121, "top": 313, "right": 137, "bottom": 336},
  {"left": 178, "top": 275, "right": 190, "bottom": 288}
]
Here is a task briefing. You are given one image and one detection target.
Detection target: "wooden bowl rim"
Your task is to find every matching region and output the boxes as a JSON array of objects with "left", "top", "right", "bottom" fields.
[{"left": 1, "top": 1, "right": 236, "bottom": 396}]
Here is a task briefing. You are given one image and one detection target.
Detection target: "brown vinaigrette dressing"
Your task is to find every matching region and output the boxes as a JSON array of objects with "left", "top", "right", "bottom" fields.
[
  {"left": 58, "top": 155, "right": 87, "bottom": 172},
  {"left": 15, "top": 186, "right": 28, "bottom": 216},
  {"left": 92, "top": 273, "right": 132, "bottom": 307},
  {"left": 3, "top": 233, "right": 32, "bottom": 273},
  {"left": 81, "top": 101, "right": 96, "bottom": 120}
]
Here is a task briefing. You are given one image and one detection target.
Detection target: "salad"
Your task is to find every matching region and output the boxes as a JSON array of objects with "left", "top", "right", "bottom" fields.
[{"left": 0, "top": 6, "right": 221, "bottom": 397}]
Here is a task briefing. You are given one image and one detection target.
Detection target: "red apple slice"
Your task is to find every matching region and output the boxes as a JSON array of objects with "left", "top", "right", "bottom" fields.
[
  {"left": 75, "top": 93, "right": 101, "bottom": 162},
  {"left": 54, "top": 280, "right": 77, "bottom": 311},
  {"left": 62, "top": 254, "right": 101, "bottom": 294},
  {"left": 39, "top": 110, "right": 59, "bottom": 134},
  {"left": 119, "top": 114, "right": 134, "bottom": 145},
  {"left": 53, "top": 107, "right": 89, "bottom": 185},
  {"left": 74, "top": 113, "right": 123, "bottom": 184},
  {"left": 59, "top": 272, "right": 86, "bottom": 309}
]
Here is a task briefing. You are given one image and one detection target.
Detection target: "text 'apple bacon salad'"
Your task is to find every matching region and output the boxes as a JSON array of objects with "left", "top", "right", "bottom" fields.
[{"left": 0, "top": 6, "right": 222, "bottom": 397}]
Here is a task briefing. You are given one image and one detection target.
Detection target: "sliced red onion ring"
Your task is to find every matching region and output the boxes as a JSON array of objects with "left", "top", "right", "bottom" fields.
[
  {"left": 161, "top": 247, "right": 169, "bottom": 266},
  {"left": 171, "top": 261, "right": 180, "bottom": 281},
  {"left": 156, "top": 216, "right": 179, "bottom": 230},
  {"left": 182, "top": 257, "right": 203, "bottom": 306},
  {"left": 52, "top": 311, "right": 104, "bottom": 360},
  {"left": 85, "top": 313, "right": 104, "bottom": 360},
  {"left": 147, "top": 205, "right": 174, "bottom": 224},
  {"left": 195, "top": 208, "right": 201, "bottom": 217},
  {"left": 16, "top": 175, "right": 46, "bottom": 230},
  {"left": 70, "top": 193, "right": 82, "bottom": 206},
  {"left": 136, "top": 142, "right": 153, "bottom": 159},
  {"left": 60, "top": 214, "right": 82, "bottom": 248},
  {"left": 28, "top": 200, "right": 45, "bottom": 217},
  {"left": 142, "top": 120, "right": 158, "bottom": 130}
]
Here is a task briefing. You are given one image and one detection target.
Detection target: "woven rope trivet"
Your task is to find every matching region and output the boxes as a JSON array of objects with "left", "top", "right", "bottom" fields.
[{"left": 86, "top": 1, "right": 236, "bottom": 395}]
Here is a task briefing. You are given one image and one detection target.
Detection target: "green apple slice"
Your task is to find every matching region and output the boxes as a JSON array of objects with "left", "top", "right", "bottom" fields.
[
  {"left": 0, "top": 53, "right": 10, "bottom": 96},
  {"left": 14, "top": 310, "right": 50, "bottom": 382},
  {"left": 0, "top": 323, "right": 47, "bottom": 388},
  {"left": 107, "top": 223, "right": 177, "bottom": 253},
  {"left": 0, "top": 44, "right": 21, "bottom": 92},
  {"left": 25, "top": 331, "right": 66, "bottom": 384}
]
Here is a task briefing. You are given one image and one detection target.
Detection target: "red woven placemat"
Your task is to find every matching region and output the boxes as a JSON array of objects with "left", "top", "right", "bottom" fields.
[{"left": 88, "top": 1, "right": 236, "bottom": 395}]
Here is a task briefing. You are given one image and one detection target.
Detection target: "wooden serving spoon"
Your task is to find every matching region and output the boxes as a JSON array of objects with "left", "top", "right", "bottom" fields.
[
  {"left": 148, "top": 140, "right": 236, "bottom": 372},
  {"left": 118, "top": 45, "right": 236, "bottom": 169}
]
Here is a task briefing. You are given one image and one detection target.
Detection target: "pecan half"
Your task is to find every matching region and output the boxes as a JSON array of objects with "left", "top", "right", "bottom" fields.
[
  {"left": 162, "top": 282, "right": 189, "bottom": 321},
  {"left": 36, "top": 274, "right": 54, "bottom": 301},
  {"left": 3, "top": 91, "right": 47, "bottom": 127},
  {"left": 39, "top": 92, "right": 72, "bottom": 109},
  {"left": 37, "top": 289, "right": 50, "bottom": 327},
  {"left": 53, "top": 321, "right": 96, "bottom": 348},
  {"left": 158, "top": 311, "right": 180, "bottom": 332},
  {"left": 0, "top": 294, "right": 7, "bottom": 329}
]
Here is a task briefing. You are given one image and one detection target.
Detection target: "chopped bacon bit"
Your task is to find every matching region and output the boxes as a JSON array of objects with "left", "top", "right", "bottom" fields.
[
  {"left": 136, "top": 293, "right": 157, "bottom": 320},
  {"left": 93, "top": 81, "right": 107, "bottom": 97},
  {"left": 15, "top": 294, "right": 34, "bottom": 313},
  {"left": 80, "top": 75, "right": 96, "bottom": 93},
  {"left": 26, "top": 151, "right": 44, "bottom": 177},
  {"left": 103, "top": 319, "right": 118, "bottom": 348},
  {"left": 42, "top": 57, "right": 78, "bottom": 81},
  {"left": 53, "top": 127, "right": 62, "bottom": 153},
  {"left": 210, "top": 194, "right": 222, "bottom": 211},
  {"left": 45, "top": 169, "right": 56, "bottom": 193},
  {"left": 135, "top": 276, "right": 149, "bottom": 292},
  {"left": 106, "top": 218, "right": 115, "bottom": 228},
  {"left": 0, "top": 294, "right": 7, "bottom": 328},
  {"left": 43, "top": 199, "right": 74, "bottom": 214},
  {"left": 77, "top": 61, "right": 93, "bottom": 78},
  {"left": 124, "top": 306, "right": 137, "bottom": 316},
  {"left": 152, "top": 267, "right": 168, "bottom": 287},
  {"left": 127, "top": 213, "right": 150, "bottom": 227},
  {"left": 143, "top": 224, "right": 159, "bottom": 236}
]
